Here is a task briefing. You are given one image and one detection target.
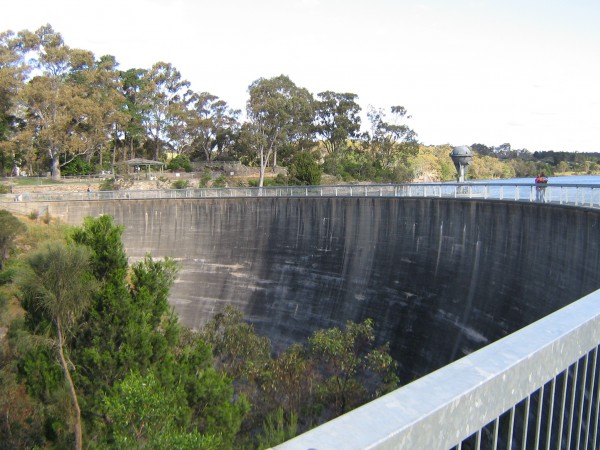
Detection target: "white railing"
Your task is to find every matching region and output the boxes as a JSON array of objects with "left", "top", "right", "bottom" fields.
[{"left": 3, "top": 182, "right": 600, "bottom": 209}]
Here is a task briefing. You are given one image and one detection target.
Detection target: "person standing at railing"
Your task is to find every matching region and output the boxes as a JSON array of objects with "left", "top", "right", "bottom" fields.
[{"left": 535, "top": 173, "right": 548, "bottom": 202}]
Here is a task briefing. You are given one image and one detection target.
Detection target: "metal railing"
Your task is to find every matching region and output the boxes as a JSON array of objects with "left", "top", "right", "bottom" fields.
[
  {"left": 3, "top": 182, "right": 600, "bottom": 209},
  {"left": 276, "top": 288, "right": 600, "bottom": 449}
]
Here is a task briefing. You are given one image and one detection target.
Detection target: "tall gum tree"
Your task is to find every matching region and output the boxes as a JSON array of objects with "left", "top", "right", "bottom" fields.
[
  {"left": 314, "top": 91, "right": 362, "bottom": 157},
  {"left": 183, "top": 92, "right": 240, "bottom": 162},
  {"left": 140, "top": 61, "right": 192, "bottom": 161},
  {"left": 14, "top": 25, "right": 112, "bottom": 177},
  {"left": 366, "top": 105, "right": 419, "bottom": 180},
  {"left": 0, "top": 30, "right": 33, "bottom": 175},
  {"left": 246, "top": 75, "right": 314, "bottom": 187}
]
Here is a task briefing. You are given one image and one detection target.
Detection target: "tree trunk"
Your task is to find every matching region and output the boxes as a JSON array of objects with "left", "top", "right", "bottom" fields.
[
  {"left": 258, "top": 146, "right": 266, "bottom": 189},
  {"left": 50, "top": 154, "right": 61, "bottom": 179},
  {"left": 154, "top": 138, "right": 160, "bottom": 161},
  {"left": 55, "top": 320, "right": 83, "bottom": 450}
]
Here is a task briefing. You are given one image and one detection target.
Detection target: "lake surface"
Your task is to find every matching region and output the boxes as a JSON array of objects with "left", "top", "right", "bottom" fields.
[{"left": 476, "top": 175, "right": 600, "bottom": 185}]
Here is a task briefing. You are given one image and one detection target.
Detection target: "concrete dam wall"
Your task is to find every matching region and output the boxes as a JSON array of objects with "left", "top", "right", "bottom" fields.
[{"left": 42, "top": 197, "right": 600, "bottom": 383}]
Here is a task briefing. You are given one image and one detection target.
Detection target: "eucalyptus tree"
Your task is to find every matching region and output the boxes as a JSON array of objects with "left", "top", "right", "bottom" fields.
[
  {"left": 314, "top": 91, "right": 362, "bottom": 156},
  {"left": 0, "top": 29, "right": 35, "bottom": 175},
  {"left": 246, "top": 75, "right": 314, "bottom": 187},
  {"left": 185, "top": 92, "right": 241, "bottom": 162},
  {"left": 139, "top": 61, "right": 193, "bottom": 160},
  {"left": 13, "top": 25, "right": 115, "bottom": 177},
  {"left": 74, "top": 54, "right": 128, "bottom": 168},
  {"left": 119, "top": 68, "right": 148, "bottom": 160},
  {"left": 18, "top": 241, "right": 97, "bottom": 450},
  {"left": 366, "top": 105, "right": 419, "bottom": 181},
  {"left": 308, "top": 318, "right": 398, "bottom": 418}
]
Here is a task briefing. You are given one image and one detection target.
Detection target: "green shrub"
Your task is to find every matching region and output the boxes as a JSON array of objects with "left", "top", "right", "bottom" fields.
[
  {"left": 171, "top": 179, "right": 190, "bottom": 189},
  {"left": 288, "top": 152, "right": 322, "bottom": 186},
  {"left": 167, "top": 155, "right": 193, "bottom": 172},
  {"left": 0, "top": 184, "right": 10, "bottom": 194},
  {"left": 99, "top": 178, "right": 118, "bottom": 191},
  {"left": 212, "top": 175, "right": 228, "bottom": 188},
  {"left": 198, "top": 170, "right": 212, "bottom": 188},
  {"left": 61, "top": 157, "right": 94, "bottom": 176},
  {"left": 41, "top": 211, "right": 51, "bottom": 224}
]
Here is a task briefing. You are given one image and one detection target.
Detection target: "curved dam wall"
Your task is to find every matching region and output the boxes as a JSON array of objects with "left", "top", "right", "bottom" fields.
[{"left": 33, "top": 197, "right": 600, "bottom": 383}]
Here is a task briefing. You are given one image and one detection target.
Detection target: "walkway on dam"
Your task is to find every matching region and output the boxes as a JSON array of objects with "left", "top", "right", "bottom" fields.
[{"left": 3, "top": 181, "right": 600, "bottom": 210}]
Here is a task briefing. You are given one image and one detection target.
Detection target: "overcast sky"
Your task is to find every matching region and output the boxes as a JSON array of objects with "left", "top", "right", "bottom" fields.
[{"left": 2, "top": 0, "right": 599, "bottom": 152}]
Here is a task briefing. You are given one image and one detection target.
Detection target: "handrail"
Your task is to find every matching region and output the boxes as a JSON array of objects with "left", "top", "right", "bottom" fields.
[
  {"left": 276, "top": 288, "right": 600, "bottom": 449},
  {"left": 3, "top": 182, "right": 600, "bottom": 209}
]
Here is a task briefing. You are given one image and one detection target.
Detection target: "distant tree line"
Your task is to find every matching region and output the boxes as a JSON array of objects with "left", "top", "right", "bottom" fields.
[
  {"left": 0, "top": 25, "right": 418, "bottom": 187},
  {"left": 1, "top": 25, "right": 597, "bottom": 189},
  {"left": 470, "top": 143, "right": 600, "bottom": 178},
  {"left": 0, "top": 213, "right": 398, "bottom": 449}
]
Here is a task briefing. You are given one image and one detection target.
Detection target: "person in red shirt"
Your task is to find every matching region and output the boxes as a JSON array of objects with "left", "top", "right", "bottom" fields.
[{"left": 535, "top": 172, "right": 548, "bottom": 202}]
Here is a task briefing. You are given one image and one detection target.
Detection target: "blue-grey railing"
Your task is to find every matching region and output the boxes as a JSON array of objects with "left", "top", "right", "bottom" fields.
[{"left": 3, "top": 182, "right": 600, "bottom": 209}]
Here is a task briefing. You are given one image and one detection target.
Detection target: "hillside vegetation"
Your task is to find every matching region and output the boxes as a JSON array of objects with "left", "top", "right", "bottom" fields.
[{"left": 0, "top": 212, "right": 398, "bottom": 449}]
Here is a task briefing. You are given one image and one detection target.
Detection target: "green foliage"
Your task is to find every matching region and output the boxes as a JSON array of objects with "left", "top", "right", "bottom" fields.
[
  {"left": 71, "top": 215, "right": 128, "bottom": 282},
  {"left": 256, "top": 408, "right": 298, "bottom": 450},
  {"left": 198, "top": 169, "right": 212, "bottom": 187},
  {"left": 60, "top": 156, "right": 94, "bottom": 176},
  {"left": 102, "top": 371, "right": 219, "bottom": 449},
  {"left": 0, "top": 210, "right": 25, "bottom": 270},
  {"left": 17, "top": 240, "right": 97, "bottom": 449},
  {"left": 287, "top": 151, "right": 322, "bottom": 185},
  {"left": 19, "top": 241, "right": 97, "bottom": 334},
  {"left": 469, "top": 155, "right": 516, "bottom": 180},
  {"left": 167, "top": 154, "right": 193, "bottom": 172},
  {"left": 0, "top": 183, "right": 10, "bottom": 194},
  {"left": 0, "top": 267, "right": 13, "bottom": 286},
  {"left": 171, "top": 178, "right": 190, "bottom": 189},
  {"left": 308, "top": 319, "right": 399, "bottom": 417},
  {"left": 314, "top": 91, "right": 362, "bottom": 157},
  {"left": 17, "top": 345, "right": 64, "bottom": 402},
  {"left": 247, "top": 175, "right": 287, "bottom": 187},
  {"left": 246, "top": 75, "right": 315, "bottom": 187},
  {"left": 99, "top": 177, "right": 118, "bottom": 191},
  {"left": 58, "top": 215, "right": 247, "bottom": 447},
  {"left": 200, "top": 307, "right": 398, "bottom": 446},
  {"left": 323, "top": 148, "right": 379, "bottom": 182},
  {"left": 70, "top": 218, "right": 182, "bottom": 439},
  {"left": 201, "top": 305, "right": 271, "bottom": 381},
  {"left": 174, "top": 333, "right": 249, "bottom": 446},
  {"left": 0, "top": 367, "right": 46, "bottom": 449},
  {"left": 212, "top": 175, "right": 228, "bottom": 188}
]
